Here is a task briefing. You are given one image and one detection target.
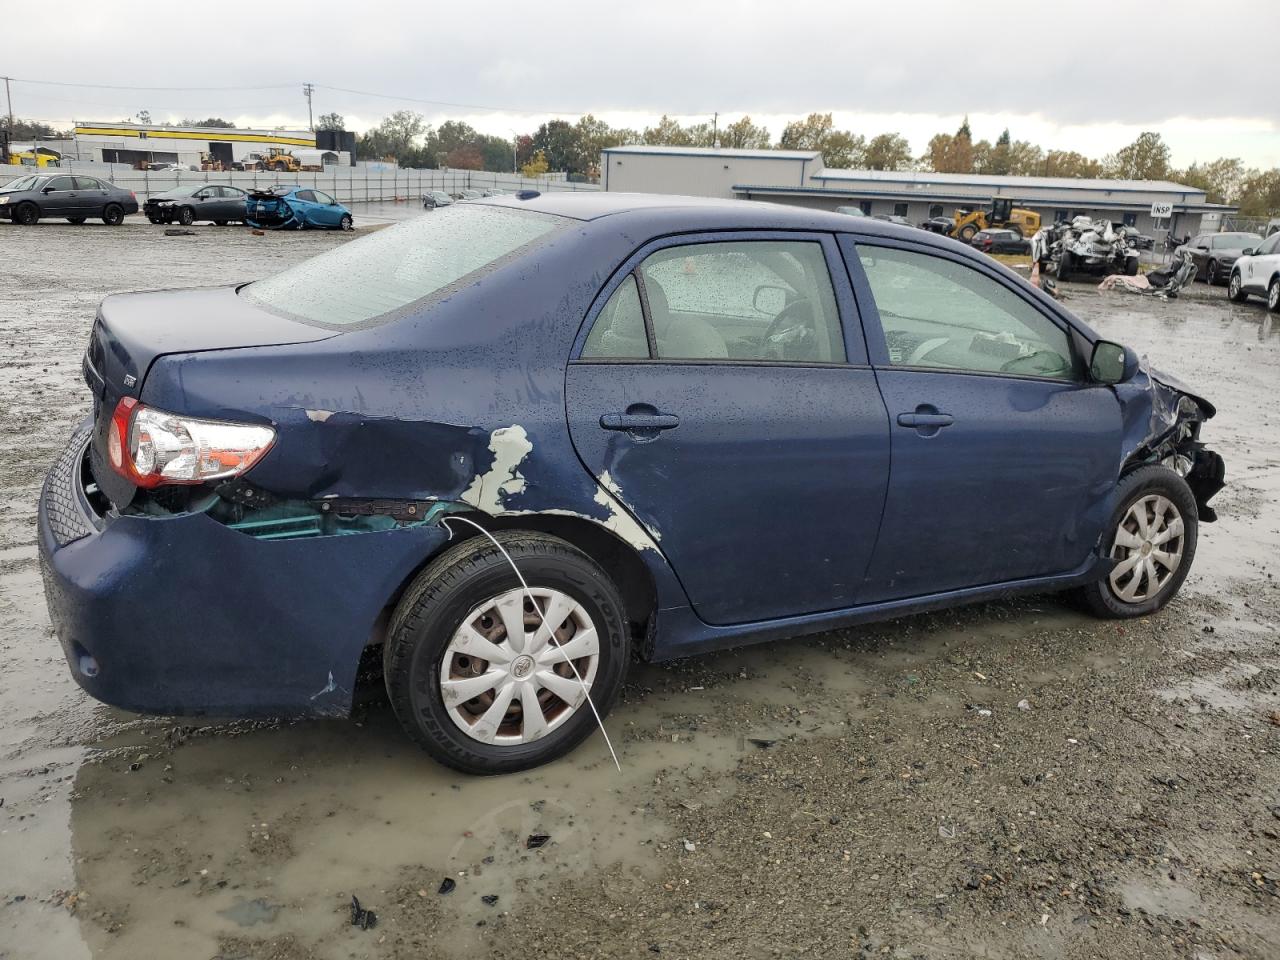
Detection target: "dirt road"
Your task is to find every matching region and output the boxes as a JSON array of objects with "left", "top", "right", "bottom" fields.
[{"left": 1, "top": 219, "right": 1277, "bottom": 960}]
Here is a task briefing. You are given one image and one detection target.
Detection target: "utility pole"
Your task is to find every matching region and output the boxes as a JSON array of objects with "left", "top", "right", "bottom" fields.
[
  {"left": 712, "top": 112, "right": 718, "bottom": 148},
  {"left": 4, "top": 76, "right": 13, "bottom": 137},
  {"left": 302, "top": 82, "right": 315, "bottom": 131}
]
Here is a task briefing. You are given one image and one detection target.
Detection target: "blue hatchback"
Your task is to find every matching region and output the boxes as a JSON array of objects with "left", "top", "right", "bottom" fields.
[
  {"left": 39, "top": 193, "right": 1224, "bottom": 773},
  {"left": 244, "top": 184, "right": 353, "bottom": 230}
]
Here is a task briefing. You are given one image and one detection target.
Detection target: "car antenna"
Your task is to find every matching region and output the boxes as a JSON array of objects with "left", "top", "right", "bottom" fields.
[{"left": 440, "top": 515, "right": 622, "bottom": 772}]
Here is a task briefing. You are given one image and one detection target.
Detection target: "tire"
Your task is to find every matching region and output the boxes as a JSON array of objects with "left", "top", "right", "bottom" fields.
[
  {"left": 66, "top": 217, "right": 87, "bottom": 225},
  {"left": 273, "top": 161, "right": 287, "bottom": 172},
  {"left": 1228, "top": 272, "right": 1248, "bottom": 303},
  {"left": 1269, "top": 277, "right": 1280, "bottom": 313},
  {"left": 147, "top": 215, "right": 162, "bottom": 225},
  {"left": 958, "top": 223, "right": 979, "bottom": 242},
  {"left": 214, "top": 220, "right": 227, "bottom": 227},
  {"left": 176, "top": 206, "right": 195, "bottom": 226},
  {"left": 1205, "top": 260, "right": 1219, "bottom": 286},
  {"left": 384, "top": 531, "right": 630, "bottom": 775},
  {"left": 338, "top": 213, "right": 353, "bottom": 231},
  {"left": 1124, "top": 255, "right": 1140, "bottom": 277},
  {"left": 102, "top": 204, "right": 124, "bottom": 226},
  {"left": 13, "top": 202, "right": 39, "bottom": 225},
  {"left": 1073, "top": 465, "right": 1198, "bottom": 619},
  {"left": 1057, "top": 250, "right": 1073, "bottom": 281}
]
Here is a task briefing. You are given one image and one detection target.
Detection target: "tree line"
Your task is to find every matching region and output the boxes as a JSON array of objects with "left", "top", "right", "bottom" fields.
[{"left": 9, "top": 112, "right": 1278, "bottom": 217}]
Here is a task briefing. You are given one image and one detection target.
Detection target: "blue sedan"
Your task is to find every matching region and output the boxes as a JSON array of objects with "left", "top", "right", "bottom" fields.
[
  {"left": 244, "top": 185, "right": 353, "bottom": 230},
  {"left": 39, "top": 193, "right": 1224, "bottom": 774}
]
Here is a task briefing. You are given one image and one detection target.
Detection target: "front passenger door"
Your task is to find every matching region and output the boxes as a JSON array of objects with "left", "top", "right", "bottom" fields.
[
  {"left": 842, "top": 238, "right": 1122, "bottom": 602},
  {"left": 41, "top": 175, "right": 79, "bottom": 216}
]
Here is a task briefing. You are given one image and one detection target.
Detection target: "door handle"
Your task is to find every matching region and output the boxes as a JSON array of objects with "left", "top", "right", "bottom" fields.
[
  {"left": 896, "top": 405, "right": 954, "bottom": 437},
  {"left": 600, "top": 412, "right": 680, "bottom": 431}
]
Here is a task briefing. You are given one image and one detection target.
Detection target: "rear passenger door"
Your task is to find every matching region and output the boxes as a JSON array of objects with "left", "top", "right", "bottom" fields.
[
  {"left": 566, "top": 233, "right": 891, "bottom": 626},
  {"left": 221, "top": 186, "right": 247, "bottom": 222},
  {"left": 75, "top": 176, "right": 108, "bottom": 216},
  {"left": 841, "top": 237, "right": 1122, "bottom": 601}
]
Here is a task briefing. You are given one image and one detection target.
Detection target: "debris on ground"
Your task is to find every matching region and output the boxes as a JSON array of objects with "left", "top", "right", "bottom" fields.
[
  {"left": 349, "top": 895, "right": 377, "bottom": 930},
  {"left": 481, "top": 895, "right": 499, "bottom": 906},
  {"left": 526, "top": 834, "right": 550, "bottom": 850},
  {"left": 162, "top": 229, "right": 196, "bottom": 237},
  {"left": 438, "top": 878, "right": 456, "bottom": 895}
]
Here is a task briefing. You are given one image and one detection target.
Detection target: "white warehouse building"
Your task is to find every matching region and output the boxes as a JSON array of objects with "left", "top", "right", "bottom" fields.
[{"left": 601, "top": 145, "right": 1236, "bottom": 240}]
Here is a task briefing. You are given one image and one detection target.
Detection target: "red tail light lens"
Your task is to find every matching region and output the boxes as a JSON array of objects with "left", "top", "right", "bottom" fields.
[{"left": 108, "top": 398, "right": 275, "bottom": 488}]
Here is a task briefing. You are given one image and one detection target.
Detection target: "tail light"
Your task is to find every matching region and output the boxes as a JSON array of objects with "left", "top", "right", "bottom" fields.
[{"left": 107, "top": 398, "right": 275, "bottom": 488}]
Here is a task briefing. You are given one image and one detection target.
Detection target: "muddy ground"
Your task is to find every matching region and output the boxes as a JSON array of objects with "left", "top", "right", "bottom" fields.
[{"left": 1, "top": 215, "right": 1277, "bottom": 960}]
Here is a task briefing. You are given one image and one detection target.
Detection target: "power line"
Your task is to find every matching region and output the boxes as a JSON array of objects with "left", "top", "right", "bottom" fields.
[
  {"left": 313, "top": 83, "right": 586, "bottom": 117},
  {"left": 7, "top": 76, "right": 296, "bottom": 92}
]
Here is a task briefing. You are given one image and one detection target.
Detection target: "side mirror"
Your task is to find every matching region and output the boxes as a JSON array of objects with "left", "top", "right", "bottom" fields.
[
  {"left": 753, "top": 284, "right": 788, "bottom": 315},
  {"left": 1090, "top": 340, "right": 1138, "bottom": 385},
  {"left": 42, "top": 186, "right": 55, "bottom": 194},
  {"left": 1242, "top": 248, "right": 1255, "bottom": 257}
]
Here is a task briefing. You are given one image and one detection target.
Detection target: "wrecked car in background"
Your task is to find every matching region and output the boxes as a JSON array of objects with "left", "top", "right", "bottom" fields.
[
  {"left": 1032, "top": 216, "right": 1141, "bottom": 281},
  {"left": 244, "top": 185, "right": 353, "bottom": 230},
  {"left": 39, "top": 195, "right": 1224, "bottom": 775}
]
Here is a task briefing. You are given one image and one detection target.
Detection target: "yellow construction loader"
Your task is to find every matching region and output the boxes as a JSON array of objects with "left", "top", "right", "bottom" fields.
[{"left": 953, "top": 198, "right": 1041, "bottom": 241}]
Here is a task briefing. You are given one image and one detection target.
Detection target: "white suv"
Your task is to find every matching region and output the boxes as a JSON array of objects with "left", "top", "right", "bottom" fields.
[{"left": 1229, "top": 231, "right": 1280, "bottom": 311}]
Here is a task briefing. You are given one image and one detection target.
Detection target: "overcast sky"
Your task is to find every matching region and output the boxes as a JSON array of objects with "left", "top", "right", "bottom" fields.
[{"left": 7, "top": 0, "right": 1278, "bottom": 167}]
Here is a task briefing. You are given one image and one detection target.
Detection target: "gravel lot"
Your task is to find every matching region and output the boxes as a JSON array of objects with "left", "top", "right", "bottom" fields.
[{"left": 1, "top": 216, "right": 1278, "bottom": 960}]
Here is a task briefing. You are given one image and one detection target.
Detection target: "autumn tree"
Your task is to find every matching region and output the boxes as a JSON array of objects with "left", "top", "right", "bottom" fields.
[
  {"left": 1104, "top": 131, "right": 1171, "bottom": 180},
  {"left": 1042, "top": 150, "right": 1103, "bottom": 178},
  {"left": 643, "top": 115, "right": 696, "bottom": 146},
  {"left": 1237, "top": 168, "right": 1280, "bottom": 217},
  {"left": 721, "top": 115, "right": 771, "bottom": 149},
  {"left": 779, "top": 113, "right": 864, "bottom": 168},
  {"left": 1173, "top": 157, "right": 1245, "bottom": 204},
  {"left": 864, "top": 133, "right": 912, "bottom": 171},
  {"left": 921, "top": 116, "right": 975, "bottom": 173},
  {"left": 315, "top": 113, "right": 345, "bottom": 131},
  {"left": 521, "top": 150, "right": 550, "bottom": 178}
]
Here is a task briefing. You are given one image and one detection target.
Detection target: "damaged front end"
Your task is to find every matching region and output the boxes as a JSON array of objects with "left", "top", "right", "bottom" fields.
[
  {"left": 244, "top": 188, "right": 300, "bottom": 230},
  {"left": 1118, "top": 363, "right": 1225, "bottom": 521},
  {"left": 1032, "top": 216, "right": 1139, "bottom": 281}
]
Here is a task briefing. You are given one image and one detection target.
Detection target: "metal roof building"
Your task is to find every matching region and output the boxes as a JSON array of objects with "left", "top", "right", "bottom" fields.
[
  {"left": 601, "top": 145, "right": 1236, "bottom": 239},
  {"left": 68, "top": 122, "right": 318, "bottom": 170}
]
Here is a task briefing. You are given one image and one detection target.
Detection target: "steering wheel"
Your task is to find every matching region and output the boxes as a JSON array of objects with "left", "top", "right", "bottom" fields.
[{"left": 762, "top": 298, "right": 816, "bottom": 360}]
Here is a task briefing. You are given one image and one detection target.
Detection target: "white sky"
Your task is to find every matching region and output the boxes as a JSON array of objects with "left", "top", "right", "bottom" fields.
[{"left": 7, "top": 0, "right": 1278, "bottom": 168}]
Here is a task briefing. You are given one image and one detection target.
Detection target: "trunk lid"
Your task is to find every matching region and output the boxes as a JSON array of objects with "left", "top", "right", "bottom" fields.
[{"left": 84, "top": 285, "right": 335, "bottom": 508}]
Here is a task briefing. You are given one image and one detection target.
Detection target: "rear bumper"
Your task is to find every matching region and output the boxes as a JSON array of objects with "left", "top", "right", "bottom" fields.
[{"left": 38, "top": 420, "right": 450, "bottom": 717}]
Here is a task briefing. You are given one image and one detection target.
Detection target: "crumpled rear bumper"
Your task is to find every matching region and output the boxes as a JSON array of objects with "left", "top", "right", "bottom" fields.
[{"left": 38, "top": 421, "right": 450, "bottom": 717}]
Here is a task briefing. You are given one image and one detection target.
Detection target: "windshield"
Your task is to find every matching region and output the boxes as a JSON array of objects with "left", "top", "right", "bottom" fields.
[
  {"left": 166, "top": 185, "right": 200, "bottom": 197},
  {"left": 243, "top": 204, "right": 565, "bottom": 327},
  {"left": 1, "top": 175, "right": 41, "bottom": 192},
  {"left": 1214, "top": 233, "right": 1262, "bottom": 249}
]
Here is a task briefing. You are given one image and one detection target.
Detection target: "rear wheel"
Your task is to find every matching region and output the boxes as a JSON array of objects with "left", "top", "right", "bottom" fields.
[
  {"left": 1269, "top": 277, "right": 1280, "bottom": 313},
  {"left": 1228, "top": 272, "right": 1248, "bottom": 302},
  {"left": 14, "top": 202, "right": 39, "bottom": 225},
  {"left": 102, "top": 204, "right": 124, "bottom": 226},
  {"left": 176, "top": 206, "right": 195, "bottom": 226},
  {"left": 1073, "top": 465, "right": 1198, "bottom": 619},
  {"left": 384, "top": 531, "right": 630, "bottom": 775},
  {"left": 66, "top": 217, "right": 87, "bottom": 225},
  {"left": 273, "top": 161, "right": 287, "bottom": 172},
  {"left": 1124, "top": 255, "right": 1140, "bottom": 276},
  {"left": 958, "top": 223, "right": 979, "bottom": 242},
  {"left": 1057, "top": 250, "right": 1074, "bottom": 281}
]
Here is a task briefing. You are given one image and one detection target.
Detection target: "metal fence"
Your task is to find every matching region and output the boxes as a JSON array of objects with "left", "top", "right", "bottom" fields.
[
  {"left": 0, "top": 162, "right": 599, "bottom": 204},
  {"left": 1222, "top": 214, "right": 1280, "bottom": 235}
]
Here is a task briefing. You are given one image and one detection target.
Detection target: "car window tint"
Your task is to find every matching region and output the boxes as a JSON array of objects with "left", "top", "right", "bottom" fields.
[
  {"left": 637, "top": 240, "right": 845, "bottom": 363},
  {"left": 225, "top": 186, "right": 245, "bottom": 197},
  {"left": 313, "top": 190, "right": 334, "bottom": 204},
  {"left": 75, "top": 177, "right": 102, "bottom": 190},
  {"left": 858, "top": 245, "right": 1075, "bottom": 380},
  {"left": 244, "top": 205, "right": 564, "bottom": 327},
  {"left": 46, "top": 176, "right": 74, "bottom": 191},
  {"left": 582, "top": 274, "right": 648, "bottom": 359},
  {"left": 295, "top": 190, "right": 316, "bottom": 202},
  {"left": 1259, "top": 233, "right": 1280, "bottom": 255}
]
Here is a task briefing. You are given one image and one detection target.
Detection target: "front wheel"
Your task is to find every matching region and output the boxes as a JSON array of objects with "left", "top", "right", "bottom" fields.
[
  {"left": 13, "top": 202, "right": 39, "bottom": 225},
  {"left": 176, "top": 206, "right": 195, "bottom": 226},
  {"left": 1228, "top": 272, "right": 1248, "bottom": 303},
  {"left": 1205, "top": 260, "right": 1219, "bottom": 285},
  {"left": 1124, "top": 255, "right": 1140, "bottom": 276},
  {"left": 1073, "top": 465, "right": 1198, "bottom": 619},
  {"left": 338, "top": 213, "right": 353, "bottom": 231},
  {"left": 384, "top": 531, "right": 630, "bottom": 775},
  {"left": 958, "top": 224, "right": 979, "bottom": 242},
  {"left": 102, "top": 204, "right": 124, "bottom": 226}
]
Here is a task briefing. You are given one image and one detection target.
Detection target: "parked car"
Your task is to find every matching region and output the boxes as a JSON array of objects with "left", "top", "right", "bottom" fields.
[
  {"left": 39, "top": 196, "right": 1224, "bottom": 774},
  {"left": 244, "top": 185, "right": 352, "bottom": 230},
  {"left": 1228, "top": 230, "right": 1280, "bottom": 311},
  {"left": 0, "top": 173, "right": 138, "bottom": 225},
  {"left": 873, "top": 214, "right": 913, "bottom": 228},
  {"left": 834, "top": 205, "right": 868, "bottom": 217},
  {"left": 453, "top": 189, "right": 484, "bottom": 201},
  {"left": 1119, "top": 226, "right": 1154, "bottom": 251},
  {"left": 1178, "top": 231, "right": 1263, "bottom": 285},
  {"left": 970, "top": 228, "right": 1030, "bottom": 255},
  {"left": 144, "top": 184, "right": 248, "bottom": 225},
  {"left": 422, "top": 190, "right": 454, "bottom": 209},
  {"left": 919, "top": 216, "right": 954, "bottom": 235}
]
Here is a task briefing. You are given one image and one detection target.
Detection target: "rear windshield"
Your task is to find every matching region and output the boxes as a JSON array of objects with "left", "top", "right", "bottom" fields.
[{"left": 243, "top": 204, "right": 565, "bottom": 327}]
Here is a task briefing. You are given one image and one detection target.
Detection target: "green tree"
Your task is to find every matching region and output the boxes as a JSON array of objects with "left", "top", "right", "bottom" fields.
[
  {"left": 779, "top": 113, "right": 864, "bottom": 168},
  {"left": 315, "top": 113, "right": 345, "bottom": 131},
  {"left": 864, "top": 133, "right": 912, "bottom": 171},
  {"left": 1236, "top": 168, "right": 1280, "bottom": 217},
  {"left": 642, "top": 115, "right": 695, "bottom": 146},
  {"left": 720, "top": 115, "right": 771, "bottom": 149},
  {"left": 920, "top": 117, "right": 975, "bottom": 173},
  {"left": 1103, "top": 131, "right": 1171, "bottom": 180},
  {"left": 521, "top": 149, "right": 550, "bottom": 178},
  {"left": 182, "top": 117, "right": 236, "bottom": 129},
  {"left": 1173, "top": 157, "right": 1245, "bottom": 204},
  {"left": 1042, "top": 150, "right": 1103, "bottom": 178},
  {"left": 532, "top": 119, "right": 585, "bottom": 173},
  {"left": 357, "top": 110, "right": 426, "bottom": 163},
  {"left": 6, "top": 118, "right": 69, "bottom": 140}
]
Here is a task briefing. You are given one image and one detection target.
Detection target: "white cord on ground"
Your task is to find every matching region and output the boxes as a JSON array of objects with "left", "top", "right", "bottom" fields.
[{"left": 441, "top": 516, "right": 622, "bottom": 773}]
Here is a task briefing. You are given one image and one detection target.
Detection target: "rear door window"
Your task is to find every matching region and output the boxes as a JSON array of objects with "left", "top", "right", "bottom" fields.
[
  {"left": 75, "top": 176, "right": 103, "bottom": 190},
  {"left": 582, "top": 275, "right": 648, "bottom": 359},
  {"left": 295, "top": 190, "right": 317, "bottom": 203},
  {"left": 857, "top": 245, "right": 1076, "bottom": 380},
  {"left": 244, "top": 204, "right": 565, "bottom": 327}
]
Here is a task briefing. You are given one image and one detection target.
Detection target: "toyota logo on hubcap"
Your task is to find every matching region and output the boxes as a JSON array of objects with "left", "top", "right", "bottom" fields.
[{"left": 512, "top": 655, "right": 534, "bottom": 680}]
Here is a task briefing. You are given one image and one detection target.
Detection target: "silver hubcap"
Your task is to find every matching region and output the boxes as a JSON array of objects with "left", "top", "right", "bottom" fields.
[
  {"left": 1270, "top": 283, "right": 1278, "bottom": 309},
  {"left": 440, "top": 587, "right": 599, "bottom": 745},
  {"left": 1230, "top": 276, "right": 1240, "bottom": 296},
  {"left": 1109, "top": 494, "right": 1184, "bottom": 603}
]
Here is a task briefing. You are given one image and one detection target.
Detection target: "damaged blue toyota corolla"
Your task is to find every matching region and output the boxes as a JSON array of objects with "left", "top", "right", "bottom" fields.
[{"left": 39, "top": 193, "right": 1225, "bottom": 774}]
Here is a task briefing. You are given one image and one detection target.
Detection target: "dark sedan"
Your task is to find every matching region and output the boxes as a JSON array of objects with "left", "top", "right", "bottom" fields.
[
  {"left": 1120, "top": 226, "right": 1154, "bottom": 251},
  {"left": 971, "top": 228, "right": 1029, "bottom": 255},
  {"left": 144, "top": 184, "right": 248, "bottom": 225},
  {"left": 919, "top": 216, "right": 954, "bottom": 235},
  {"left": 39, "top": 195, "right": 1223, "bottom": 774},
  {"left": 1179, "top": 231, "right": 1264, "bottom": 285},
  {"left": 0, "top": 173, "right": 138, "bottom": 225}
]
